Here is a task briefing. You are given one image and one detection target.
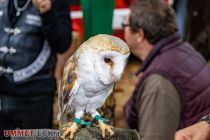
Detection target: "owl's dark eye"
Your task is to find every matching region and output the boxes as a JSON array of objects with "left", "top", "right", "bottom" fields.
[
  {"left": 104, "top": 57, "right": 114, "bottom": 67},
  {"left": 104, "top": 57, "right": 112, "bottom": 63}
]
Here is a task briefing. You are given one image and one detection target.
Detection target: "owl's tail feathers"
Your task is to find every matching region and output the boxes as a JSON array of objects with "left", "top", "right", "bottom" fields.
[
  {"left": 57, "top": 112, "right": 61, "bottom": 121},
  {"left": 57, "top": 111, "right": 70, "bottom": 130},
  {"left": 57, "top": 112, "right": 64, "bottom": 129},
  {"left": 57, "top": 113, "right": 64, "bottom": 130},
  {"left": 57, "top": 107, "right": 66, "bottom": 122}
]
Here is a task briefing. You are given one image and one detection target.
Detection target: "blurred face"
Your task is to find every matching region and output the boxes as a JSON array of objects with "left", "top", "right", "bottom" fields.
[{"left": 123, "top": 10, "right": 139, "bottom": 54}]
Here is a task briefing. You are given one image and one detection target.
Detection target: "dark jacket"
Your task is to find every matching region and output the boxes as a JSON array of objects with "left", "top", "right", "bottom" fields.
[
  {"left": 186, "top": 0, "right": 210, "bottom": 61},
  {"left": 124, "top": 33, "right": 210, "bottom": 129},
  {"left": 174, "top": 0, "right": 210, "bottom": 60},
  {"left": 0, "top": 0, "right": 71, "bottom": 96}
]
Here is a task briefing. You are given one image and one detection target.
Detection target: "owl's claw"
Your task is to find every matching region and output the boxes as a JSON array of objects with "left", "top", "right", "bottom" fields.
[
  {"left": 61, "top": 122, "right": 78, "bottom": 140},
  {"left": 99, "top": 120, "right": 114, "bottom": 139}
]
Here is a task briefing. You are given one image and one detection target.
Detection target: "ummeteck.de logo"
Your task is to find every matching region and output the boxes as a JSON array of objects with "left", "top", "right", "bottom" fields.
[{"left": 4, "top": 130, "right": 61, "bottom": 137}]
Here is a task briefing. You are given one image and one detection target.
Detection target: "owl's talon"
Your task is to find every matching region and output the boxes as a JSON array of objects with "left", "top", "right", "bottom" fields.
[
  {"left": 62, "top": 127, "right": 67, "bottom": 131},
  {"left": 99, "top": 120, "right": 114, "bottom": 139},
  {"left": 61, "top": 122, "right": 78, "bottom": 140}
]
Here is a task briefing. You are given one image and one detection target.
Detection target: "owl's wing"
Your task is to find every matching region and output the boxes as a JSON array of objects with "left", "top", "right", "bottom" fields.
[{"left": 58, "top": 57, "right": 79, "bottom": 118}]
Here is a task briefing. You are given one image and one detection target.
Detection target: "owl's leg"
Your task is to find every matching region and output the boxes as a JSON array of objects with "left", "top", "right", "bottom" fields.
[
  {"left": 62, "top": 111, "right": 84, "bottom": 140},
  {"left": 91, "top": 110, "right": 114, "bottom": 139}
]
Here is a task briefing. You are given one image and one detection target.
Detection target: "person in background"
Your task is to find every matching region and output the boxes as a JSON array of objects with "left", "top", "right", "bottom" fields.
[
  {"left": 0, "top": 0, "right": 71, "bottom": 139},
  {"left": 173, "top": 0, "right": 210, "bottom": 62},
  {"left": 55, "top": 31, "right": 81, "bottom": 81},
  {"left": 54, "top": 0, "right": 82, "bottom": 82},
  {"left": 123, "top": 0, "right": 210, "bottom": 140},
  {"left": 172, "top": 0, "right": 187, "bottom": 39}
]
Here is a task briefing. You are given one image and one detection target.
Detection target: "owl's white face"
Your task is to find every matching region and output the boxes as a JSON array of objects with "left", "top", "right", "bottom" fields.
[
  {"left": 76, "top": 34, "right": 130, "bottom": 86},
  {"left": 93, "top": 50, "right": 129, "bottom": 85}
]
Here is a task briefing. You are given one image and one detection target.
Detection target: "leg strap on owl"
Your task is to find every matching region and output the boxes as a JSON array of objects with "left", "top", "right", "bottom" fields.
[
  {"left": 74, "top": 118, "right": 92, "bottom": 126},
  {"left": 95, "top": 115, "right": 109, "bottom": 124}
]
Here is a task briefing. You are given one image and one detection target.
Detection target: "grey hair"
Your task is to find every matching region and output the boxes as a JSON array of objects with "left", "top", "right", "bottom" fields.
[{"left": 130, "top": 0, "right": 178, "bottom": 44}]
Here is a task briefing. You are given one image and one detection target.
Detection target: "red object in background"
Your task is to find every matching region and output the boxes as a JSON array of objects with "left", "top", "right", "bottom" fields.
[
  {"left": 72, "top": 19, "right": 83, "bottom": 39},
  {"left": 70, "top": 3, "right": 83, "bottom": 39},
  {"left": 70, "top": 4, "right": 81, "bottom": 11},
  {"left": 115, "top": 0, "right": 128, "bottom": 8},
  {"left": 70, "top": 0, "right": 131, "bottom": 40},
  {"left": 163, "top": 0, "right": 174, "bottom": 5}
]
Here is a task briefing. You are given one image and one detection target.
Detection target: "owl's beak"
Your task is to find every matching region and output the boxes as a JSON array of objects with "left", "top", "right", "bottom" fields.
[{"left": 111, "top": 73, "right": 116, "bottom": 82}]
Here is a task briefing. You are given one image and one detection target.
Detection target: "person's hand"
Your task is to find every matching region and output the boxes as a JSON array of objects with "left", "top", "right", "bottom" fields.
[
  {"left": 32, "top": 0, "right": 52, "bottom": 14},
  {"left": 174, "top": 121, "right": 210, "bottom": 140}
]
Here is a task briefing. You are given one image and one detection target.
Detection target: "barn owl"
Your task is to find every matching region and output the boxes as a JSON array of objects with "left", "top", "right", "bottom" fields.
[{"left": 58, "top": 34, "right": 130, "bottom": 139}]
